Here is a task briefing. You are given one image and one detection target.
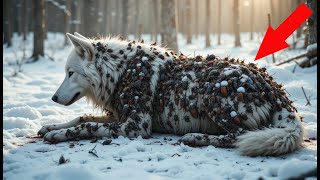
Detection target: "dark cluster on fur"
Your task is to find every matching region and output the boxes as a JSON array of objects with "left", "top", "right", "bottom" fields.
[
  {"left": 92, "top": 39, "right": 178, "bottom": 137},
  {"left": 87, "top": 39, "right": 298, "bottom": 138},
  {"left": 151, "top": 54, "right": 298, "bottom": 133},
  {"left": 110, "top": 50, "right": 158, "bottom": 136}
]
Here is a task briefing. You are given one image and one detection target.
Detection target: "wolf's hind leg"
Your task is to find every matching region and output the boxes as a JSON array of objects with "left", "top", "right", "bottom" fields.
[
  {"left": 178, "top": 132, "right": 243, "bottom": 148},
  {"left": 38, "top": 115, "right": 115, "bottom": 137}
]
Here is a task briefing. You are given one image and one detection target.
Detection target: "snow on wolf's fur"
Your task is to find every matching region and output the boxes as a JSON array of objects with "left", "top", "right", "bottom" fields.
[{"left": 39, "top": 32, "right": 305, "bottom": 156}]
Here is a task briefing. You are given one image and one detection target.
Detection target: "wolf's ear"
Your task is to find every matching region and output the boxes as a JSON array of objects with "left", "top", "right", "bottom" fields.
[
  {"left": 74, "top": 32, "right": 90, "bottom": 40},
  {"left": 66, "top": 33, "right": 94, "bottom": 61}
]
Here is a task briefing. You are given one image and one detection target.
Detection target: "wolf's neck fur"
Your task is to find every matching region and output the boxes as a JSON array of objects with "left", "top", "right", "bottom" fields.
[{"left": 84, "top": 36, "right": 177, "bottom": 113}]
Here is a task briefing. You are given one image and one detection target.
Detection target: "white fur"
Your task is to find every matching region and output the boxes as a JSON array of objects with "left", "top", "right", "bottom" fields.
[{"left": 236, "top": 110, "right": 305, "bottom": 156}]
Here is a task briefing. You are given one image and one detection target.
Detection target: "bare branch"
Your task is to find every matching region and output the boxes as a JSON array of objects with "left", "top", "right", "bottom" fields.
[
  {"left": 46, "top": 0, "right": 71, "bottom": 16},
  {"left": 301, "top": 87, "right": 311, "bottom": 106},
  {"left": 275, "top": 53, "right": 307, "bottom": 66},
  {"left": 88, "top": 144, "right": 99, "bottom": 158}
]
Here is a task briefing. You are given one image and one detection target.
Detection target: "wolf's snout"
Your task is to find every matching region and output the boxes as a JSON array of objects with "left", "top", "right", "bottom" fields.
[{"left": 52, "top": 95, "right": 58, "bottom": 102}]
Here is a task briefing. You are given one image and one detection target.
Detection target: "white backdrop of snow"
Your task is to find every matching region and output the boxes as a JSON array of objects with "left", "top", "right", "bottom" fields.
[{"left": 3, "top": 32, "right": 317, "bottom": 180}]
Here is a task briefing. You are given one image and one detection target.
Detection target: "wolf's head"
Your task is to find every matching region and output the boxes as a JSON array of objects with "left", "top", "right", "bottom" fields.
[
  {"left": 52, "top": 32, "right": 96, "bottom": 106},
  {"left": 52, "top": 32, "right": 171, "bottom": 109}
]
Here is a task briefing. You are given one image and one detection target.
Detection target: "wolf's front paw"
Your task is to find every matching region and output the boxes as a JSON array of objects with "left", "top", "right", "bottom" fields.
[
  {"left": 38, "top": 125, "right": 55, "bottom": 137},
  {"left": 43, "top": 129, "right": 69, "bottom": 143}
]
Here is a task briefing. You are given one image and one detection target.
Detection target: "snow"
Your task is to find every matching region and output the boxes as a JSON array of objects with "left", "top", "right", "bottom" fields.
[
  {"left": 306, "top": 43, "right": 317, "bottom": 52},
  {"left": 220, "top": 80, "right": 228, "bottom": 86},
  {"left": 278, "top": 158, "right": 317, "bottom": 179},
  {"left": 138, "top": 72, "right": 145, "bottom": 77},
  {"left": 224, "top": 69, "right": 234, "bottom": 76},
  {"left": 237, "top": 87, "right": 245, "bottom": 93},
  {"left": 3, "top": 32, "right": 317, "bottom": 180},
  {"left": 230, "top": 111, "right": 237, "bottom": 117},
  {"left": 141, "top": 56, "right": 148, "bottom": 61},
  {"left": 4, "top": 106, "right": 43, "bottom": 120},
  {"left": 182, "top": 76, "right": 188, "bottom": 82}
]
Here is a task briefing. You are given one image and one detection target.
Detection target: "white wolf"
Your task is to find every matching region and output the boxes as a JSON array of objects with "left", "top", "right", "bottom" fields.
[{"left": 38, "top": 32, "right": 305, "bottom": 156}]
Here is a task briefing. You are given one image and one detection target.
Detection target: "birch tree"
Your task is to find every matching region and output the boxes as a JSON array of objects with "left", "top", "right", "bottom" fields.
[
  {"left": 194, "top": 1, "right": 199, "bottom": 38},
  {"left": 22, "top": 0, "right": 28, "bottom": 40},
  {"left": 83, "top": 0, "right": 98, "bottom": 37},
  {"left": 161, "top": 0, "right": 178, "bottom": 51},
  {"left": 134, "top": 0, "right": 141, "bottom": 39},
  {"left": 250, "top": 0, "right": 254, "bottom": 41},
  {"left": 121, "top": 0, "right": 129, "bottom": 37},
  {"left": 186, "top": 0, "right": 192, "bottom": 44},
  {"left": 233, "top": 0, "right": 241, "bottom": 47},
  {"left": 269, "top": 0, "right": 276, "bottom": 27},
  {"left": 205, "top": 0, "right": 211, "bottom": 47},
  {"left": 217, "top": 0, "right": 222, "bottom": 45},
  {"left": 151, "top": 0, "right": 159, "bottom": 42}
]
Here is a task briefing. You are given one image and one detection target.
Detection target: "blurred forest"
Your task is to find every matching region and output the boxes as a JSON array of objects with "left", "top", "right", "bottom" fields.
[{"left": 3, "top": 0, "right": 317, "bottom": 66}]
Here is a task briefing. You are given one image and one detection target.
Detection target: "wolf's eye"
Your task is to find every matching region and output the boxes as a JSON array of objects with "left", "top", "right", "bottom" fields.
[{"left": 69, "top": 71, "right": 74, "bottom": 77}]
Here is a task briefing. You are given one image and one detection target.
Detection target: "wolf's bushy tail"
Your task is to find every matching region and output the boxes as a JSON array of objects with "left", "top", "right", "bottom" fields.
[{"left": 235, "top": 111, "right": 305, "bottom": 156}]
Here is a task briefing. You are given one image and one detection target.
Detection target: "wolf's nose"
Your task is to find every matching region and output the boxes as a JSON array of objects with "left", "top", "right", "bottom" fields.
[{"left": 52, "top": 95, "right": 58, "bottom": 102}]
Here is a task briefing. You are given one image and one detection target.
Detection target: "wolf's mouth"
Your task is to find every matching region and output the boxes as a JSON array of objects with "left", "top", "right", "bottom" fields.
[{"left": 66, "top": 92, "right": 81, "bottom": 106}]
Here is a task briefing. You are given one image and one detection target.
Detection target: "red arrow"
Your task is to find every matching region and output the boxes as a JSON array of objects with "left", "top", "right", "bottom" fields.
[{"left": 255, "top": 3, "right": 313, "bottom": 61}]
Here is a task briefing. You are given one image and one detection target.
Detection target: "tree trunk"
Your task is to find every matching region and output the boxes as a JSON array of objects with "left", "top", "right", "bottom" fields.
[
  {"left": 22, "top": 0, "right": 28, "bottom": 40},
  {"left": 3, "top": 0, "right": 13, "bottom": 47},
  {"left": 121, "top": 0, "right": 129, "bottom": 37},
  {"left": 83, "top": 0, "right": 98, "bottom": 37},
  {"left": 98, "top": 0, "right": 106, "bottom": 34},
  {"left": 161, "top": 0, "right": 178, "bottom": 52},
  {"left": 295, "top": 0, "right": 302, "bottom": 38},
  {"left": 194, "top": 1, "right": 199, "bottom": 38},
  {"left": 217, "top": 0, "right": 221, "bottom": 45},
  {"left": 134, "top": 0, "right": 141, "bottom": 39},
  {"left": 106, "top": 0, "right": 113, "bottom": 34},
  {"left": 269, "top": 0, "right": 276, "bottom": 27},
  {"left": 44, "top": 1, "right": 48, "bottom": 39},
  {"left": 268, "top": 13, "right": 276, "bottom": 63},
  {"left": 95, "top": 0, "right": 103, "bottom": 35},
  {"left": 27, "top": 0, "right": 33, "bottom": 33},
  {"left": 205, "top": 0, "right": 211, "bottom": 47},
  {"left": 306, "top": 0, "right": 317, "bottom": 45},
  {"left": 186, "top": 0, "right": 192, "bottom": 44},
  {"left": 64, "top": 0, "right": 71, "bottom": 46},
  {"left": 17, "top": 0, "right": 22, "bottom": 36},
  {"left": 32, "top": 0, "right": 45, "bottom": 61},
  {"left": 178, "top": 1, "right": 184, "bottom": 38},
  {"left": 250, "top": 0, "right": 254, "bottom": 40},
  {"left": 152, "top": 0, "right": 159, "bottom": 42},
  {"left": 114, "top": 0, "right": 121, "bottom": 34},
  {"left": 233, "top": 0, "right": 241, "bottom": 47},
  {"left": 70, "top": 1, "right": 78, "bottom": 33}
]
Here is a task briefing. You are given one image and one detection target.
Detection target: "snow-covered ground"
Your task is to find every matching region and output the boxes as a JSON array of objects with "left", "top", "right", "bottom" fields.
[{"left": 3, "top": 32, "right": 317, "bottom": 180}]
